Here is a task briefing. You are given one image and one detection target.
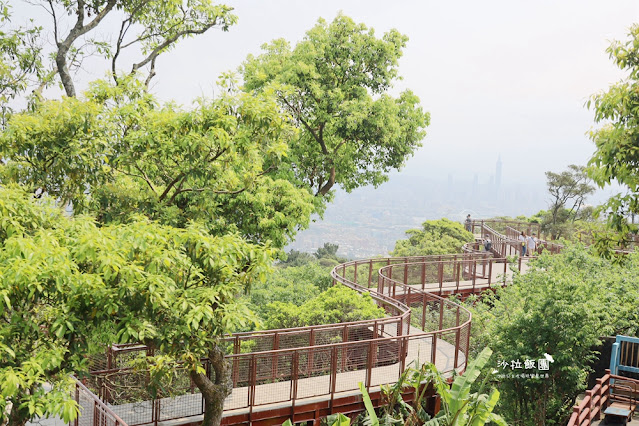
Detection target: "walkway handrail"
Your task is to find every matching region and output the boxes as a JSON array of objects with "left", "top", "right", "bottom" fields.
[
  {"left": 83, "top": 220, "right": 531, "bottom": 426},
  {"left": 71, "top": 376, "right": 129, "bottom": 426}
]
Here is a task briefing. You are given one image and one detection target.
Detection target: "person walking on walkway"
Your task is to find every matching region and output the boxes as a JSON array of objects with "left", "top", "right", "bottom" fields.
[
  {"left": 484, "top": 235, "right": 492, "bottom": 252},
  {"left": 527, "top": 233, "right": 537, "bottom": 256},
  {"left": 465, "top": 214, "right": 472, "bottom": 232},
  {"left": 518, "top": 231, "right": 527, "bottom": 256}
]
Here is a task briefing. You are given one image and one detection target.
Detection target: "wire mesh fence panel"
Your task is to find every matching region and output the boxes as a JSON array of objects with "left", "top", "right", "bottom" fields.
[
  {"left": 224, "top": 385, "right": 249, "bottom": 411},
  {"left": 75, "top": 387, "right": 96, "bottom": 426},
  {"left": 158, "top": 392, "right": 203, "bottom": 422},
  {"left": 334, "top": 343, "right": 368, "bottom": 393},
  {"left": 296, "top": 348, "right": 331, "bottom": 399},
  {"left": 279, "top": 330, "right": 312, "bottom": 350},
  {"left": 109, "top": 399, "right": 153, "bottom": 426},
  {"left": 252, "top": 352, "right": 293, "bottom": 407},
  {"left": 240, "top": 334, "right": 275, "bottom": 354},
  {"left": 314, "top": 328, "right": 345, "bottom": 346},
  {"left": 368, "top": 343, "right": 402, "bottom": 388},
  {"left": 72, "top": 379, "right": 130, "bottom": 426}
]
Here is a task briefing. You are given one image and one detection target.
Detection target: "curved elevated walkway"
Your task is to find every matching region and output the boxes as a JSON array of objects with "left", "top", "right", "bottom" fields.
[{"left": 76, "top": 220, "right": 536, "bottom": 426}]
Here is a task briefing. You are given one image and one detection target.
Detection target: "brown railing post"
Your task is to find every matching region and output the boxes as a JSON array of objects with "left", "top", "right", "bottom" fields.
[
  {"left": 329, "top": 346, "right": 338, "bottom": 408},
  {"left": 421, "top": 302, "right": 427, "bottom": 331},
  {"left": 471, "top": 260, "right": 476, "bottom": 292},
  {"left": 272, "top": 332, "right": 280, "bottom": 380},
  {"left": 232, "top": 337, "right": 240, "bottom": 386},
  {"left": 595, "top": 377, "right": 603, "bottom": 420},
  {"left": 488, "top": 260, "right": 493, "bottom": 286},
  {"left": 365, "top": 340, "right": 373, "bottom": 389},
  {"left": 399, "top": 337, "right": 407, "bottom": 373},
  {"left": 248, "top": 355, "right": 256, "bottom": 421},
  {"left": 421, "top": 262, "right": 426, "bottom": 290},
  {"left": 308, "top": 328, "right": 315, "bottom": 374},
  {"left": 291, "top": 351, "right": 299, "bottom": 407},
  {"left": 74, "top": 383, "right": 79, "bottom": 426},
  {"left": 342, "top": 324, "right": 348, "bottom": 371},
  {"left": 368, "top": 259, "right": 373, "bottom": 287}
]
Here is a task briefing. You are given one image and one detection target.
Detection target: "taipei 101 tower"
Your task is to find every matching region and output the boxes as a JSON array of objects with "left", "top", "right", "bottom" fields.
[{"left": 495, "top": 155, "right": 502, "bottom": 191}]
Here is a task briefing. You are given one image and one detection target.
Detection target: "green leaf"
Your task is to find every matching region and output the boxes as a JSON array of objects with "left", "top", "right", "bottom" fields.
[{"left": 359, "top": 382, "right": 379, "bottom": 426}]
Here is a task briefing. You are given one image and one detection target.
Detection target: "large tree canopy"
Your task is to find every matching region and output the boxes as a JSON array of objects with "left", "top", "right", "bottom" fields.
[
  {"left": 0, "top": 78, "right": 314, "bottom": 247},
  {"left": 392, "top": 218, "right": 474, "bottom": 257},
  {"left": 588, "top": 24, "right": 639, "bottom": 249},
  {"left": 0, "top": 185, "right": 273, "bottom": 426},
  {"left": 241, "top": 14, "right": 430, "bottom": 201}
]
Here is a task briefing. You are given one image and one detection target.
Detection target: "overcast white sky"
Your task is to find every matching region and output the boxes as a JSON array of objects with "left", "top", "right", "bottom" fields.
[{"left": 13, "top": 0, "right": 639, "bottom": 186}]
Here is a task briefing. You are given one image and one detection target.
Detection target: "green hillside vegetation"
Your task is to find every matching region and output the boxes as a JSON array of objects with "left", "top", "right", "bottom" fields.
[
  {"left": 392, "top": 218, "right": 475, "bottom": 256},
  {"left": 468, "top": 245, "right": 639, "bottom": 424}
]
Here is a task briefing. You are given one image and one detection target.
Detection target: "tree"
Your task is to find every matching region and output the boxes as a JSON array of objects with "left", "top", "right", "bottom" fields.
[
  {"left": 0, "top": 77, "right": 315, "bottom": 247},
  {"left": 0, "top": 185, "right": 274, "bottom": 426},
  {"left": 588, "top": 24, "right": 639, "bottom": 251},
  {"left": 543, "top": 165, "right": 594, "bottom": 238},
  {"left": 0, "top": 0, "right": 43, "bottom": 120},
  {"left": 262, "top": 286, "right": 385, "bottom": 330},
  {"left": 314, "top": 242, "right": 339, "bottom": 259},
  {"left": 241, "top": 14, "right": 430, "bottom": 202},
  {"left": 392, "top": 218, "right": 474, "bottom": 257},
  {"left": 11, "top": 0, "right": 236, "bottom": 98},
  {"left": 248, "top": 262, "right": 332, "bottom": 319}
]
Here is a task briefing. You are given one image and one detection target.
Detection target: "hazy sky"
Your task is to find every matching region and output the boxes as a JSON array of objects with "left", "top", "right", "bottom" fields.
[{"left": 13, "top": 0, "right": 639, "bottom": 187}]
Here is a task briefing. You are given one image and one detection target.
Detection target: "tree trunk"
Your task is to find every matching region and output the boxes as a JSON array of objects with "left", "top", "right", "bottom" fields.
[
  {"left": 8, "top": 399, "right": 28, "bottom": 426},
  {"left": 317, "top": 166, "right": 336, "bottom": 196},
  {"left": 190, "top": 346, "right": 233, "bottom": 426},
  {"left": 56, "top": 44, "right": 76, "bottom": 98}
]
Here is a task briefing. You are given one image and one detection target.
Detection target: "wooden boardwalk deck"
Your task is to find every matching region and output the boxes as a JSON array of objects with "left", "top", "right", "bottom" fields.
[{"left": 99, "top": 331, "right": 461, "bottom": 425}]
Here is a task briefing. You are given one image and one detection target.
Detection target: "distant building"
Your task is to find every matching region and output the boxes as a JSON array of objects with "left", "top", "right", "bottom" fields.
[{"left": 495, "top": 155, "right": 502, "bottom": 190}]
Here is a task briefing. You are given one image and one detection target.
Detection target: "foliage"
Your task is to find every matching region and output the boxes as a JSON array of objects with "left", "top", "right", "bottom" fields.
[
  {"left": 0, "top": 78, "right": 315, "bottom": 248},
  {"left": 587, "top": 24, "right": 639, "bottom": 254},
  {"left": 15, "top": 0, "right": 236, "bottom": 98},
  {"left": 0, "top": 0, "right": 43, "bottom": 118},
  {"left": 315, "top": 242, "right": 343, "bottom": 261},
  {"left": 278, "top": 249, "right": 317, "bottom": 267},
  {"left": 248, "top": 262, "right": 332, "bottom": 318},
  {"left": 0, "top": 186, "right": 273, "bottom": 426},
  {"left": 392, "top": 219, "right": 475, "bottom": 257},
  {"left": 262, "top": 285, "right": 385, "bottom": 329},
  {"left": 357, "top": 361, "right": 436, "bottom": 426},
  {"left": 242, "top": 14, "right": 430, "bottom": 201},
  {"left": 309, "top": 349, "right": 504, "bottom": 426},
  {"left": 423, "top": 348, "right": 506, "bottom": 426},
  {"left": 469, "top": 245, "right": 639, "bottom": 424},
  {"left": 0, "top": 97, "right": 112, "bottom": 206}
]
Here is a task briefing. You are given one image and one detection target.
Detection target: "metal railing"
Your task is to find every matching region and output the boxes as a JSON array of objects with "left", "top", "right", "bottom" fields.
[
  {"left": 567, "top": 370, "right": 639, "bottom": 426},
  {"left": 80, "top": 220, "right": 529, "bottom": 425},
  {"left": 71, "top": 376, "right": 129, "bottom": 426}
]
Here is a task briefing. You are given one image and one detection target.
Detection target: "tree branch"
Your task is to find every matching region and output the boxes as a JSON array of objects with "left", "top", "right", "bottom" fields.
[{"left": 55, "top": 0, "right": 117, "bottom": 97}]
